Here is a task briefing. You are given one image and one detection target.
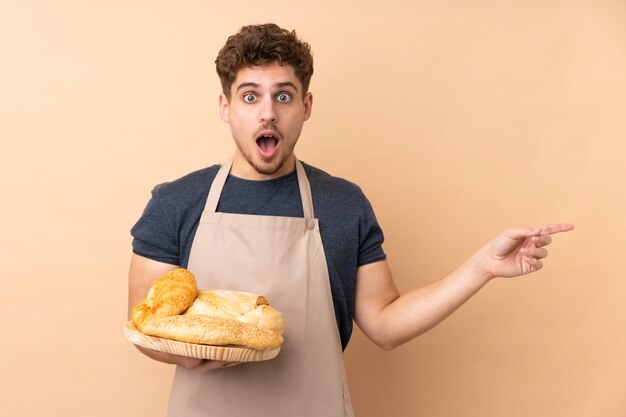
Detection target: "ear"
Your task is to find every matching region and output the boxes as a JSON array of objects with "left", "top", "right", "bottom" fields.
[
  {"left": 303, "top": 92, "right": 313, "bottom": 121},
  {"left": 219, "top": 93, "right": 230, "bottom": 123}
]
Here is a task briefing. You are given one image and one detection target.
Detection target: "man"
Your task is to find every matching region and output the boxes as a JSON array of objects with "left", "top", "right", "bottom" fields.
[{"left": 128, "top": 23, "right": 573, "bottom": 416}]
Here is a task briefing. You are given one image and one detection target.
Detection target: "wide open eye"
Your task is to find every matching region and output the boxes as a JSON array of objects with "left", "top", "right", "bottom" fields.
[
  {"left": 276, "top": 93, "right": 292, "bottom": 103},
  {"left": 243, "top": 93, "right": 257, "bottom": 103}
]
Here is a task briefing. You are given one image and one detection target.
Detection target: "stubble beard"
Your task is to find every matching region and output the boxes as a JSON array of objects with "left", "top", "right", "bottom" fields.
[{"left": 239, "top": 140, "right": 296, "bottom": 177}]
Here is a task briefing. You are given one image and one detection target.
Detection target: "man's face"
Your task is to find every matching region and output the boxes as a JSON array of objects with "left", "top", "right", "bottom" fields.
[{"left": 220, "top": 62, "right": 313, "bottom": 180}]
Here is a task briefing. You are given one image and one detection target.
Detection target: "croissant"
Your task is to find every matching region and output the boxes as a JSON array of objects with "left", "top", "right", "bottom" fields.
[
  {"left": 132, "top": 268, "right": 198, "bottom": 332},
  {"left": 132, "top": 269, "right": 284, "bottom": 351}
]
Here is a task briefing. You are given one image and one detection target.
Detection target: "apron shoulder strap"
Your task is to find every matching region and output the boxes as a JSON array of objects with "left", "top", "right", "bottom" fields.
[
  {"left": 295, "top": 159, "right": 314, "bottom": 220},
  {"left": 205, "top": 159, "right": 232, "bottom": 213}
]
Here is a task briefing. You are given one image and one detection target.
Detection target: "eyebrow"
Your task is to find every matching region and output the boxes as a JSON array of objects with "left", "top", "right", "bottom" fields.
[{"left": 235, "top": 81, "right": 299, "bottom": 93}]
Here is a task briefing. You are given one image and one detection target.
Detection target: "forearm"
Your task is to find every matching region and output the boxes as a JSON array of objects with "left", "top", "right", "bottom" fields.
[{"left": 369, "top": 255, "right": 492, "bottom": 350}]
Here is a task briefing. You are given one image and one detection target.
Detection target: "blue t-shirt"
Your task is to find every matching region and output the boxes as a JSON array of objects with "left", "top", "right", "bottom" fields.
[{"left": 131, "top": 161, "right": 386, "bottom": 349}]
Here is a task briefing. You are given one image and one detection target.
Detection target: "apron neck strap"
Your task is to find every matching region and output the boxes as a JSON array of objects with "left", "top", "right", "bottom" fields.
[{"left": 204, "top": 157, "right": 315, "bottom": 220}]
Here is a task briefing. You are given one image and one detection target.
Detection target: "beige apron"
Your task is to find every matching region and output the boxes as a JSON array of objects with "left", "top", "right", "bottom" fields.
[{"left": 167, "top": 159, "right": 355, "bottom": 417}]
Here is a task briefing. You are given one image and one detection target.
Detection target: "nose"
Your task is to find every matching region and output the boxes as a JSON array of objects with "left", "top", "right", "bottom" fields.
[{"left": 259, "top": 99, "right": 277, "bottom": 123}]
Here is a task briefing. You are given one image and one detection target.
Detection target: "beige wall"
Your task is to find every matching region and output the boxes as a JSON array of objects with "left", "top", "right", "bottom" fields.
[{"left": 1, "top": 1, "right": 624, "bottom": 416}]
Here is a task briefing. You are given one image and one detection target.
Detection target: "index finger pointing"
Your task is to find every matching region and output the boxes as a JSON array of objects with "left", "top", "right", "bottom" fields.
[{"left": 541, "top": 223, "right": 575, "bottom": 235}]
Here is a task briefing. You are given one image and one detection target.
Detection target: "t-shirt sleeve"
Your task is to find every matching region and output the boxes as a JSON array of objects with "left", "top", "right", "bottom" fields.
[
  {"left": 357, "top": 194, "right": 386, "bottom": 267},
  {"left": 130, "top": 184, "right": 180, "bottom": 266}
]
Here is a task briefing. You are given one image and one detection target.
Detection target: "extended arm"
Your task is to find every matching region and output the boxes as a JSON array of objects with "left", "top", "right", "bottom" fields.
[{"left": 353, "top": 224, "right": 574, "bottom": 350}]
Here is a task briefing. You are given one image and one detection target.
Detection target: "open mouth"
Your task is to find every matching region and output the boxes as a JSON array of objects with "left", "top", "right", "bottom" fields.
[{"left": 256, "top": 131, "right": 280, "bottom": 157}]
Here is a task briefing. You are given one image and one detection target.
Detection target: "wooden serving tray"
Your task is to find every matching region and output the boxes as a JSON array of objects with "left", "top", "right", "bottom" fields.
[{"left": 124, "top": 321, "right": 281, "bottom": 362}]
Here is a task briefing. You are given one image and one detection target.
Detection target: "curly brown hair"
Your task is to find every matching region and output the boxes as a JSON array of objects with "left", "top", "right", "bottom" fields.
[{"left": 215, "top": 23, "right": 314, "bottom": 98}]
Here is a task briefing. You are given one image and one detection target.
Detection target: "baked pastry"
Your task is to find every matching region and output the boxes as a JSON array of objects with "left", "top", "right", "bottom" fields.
[
  {"left": 132, "top": 268, "right": 198, "bottom": 332},
  {"left": 131, "top": 269, "right": 284, "bottom": 351}
]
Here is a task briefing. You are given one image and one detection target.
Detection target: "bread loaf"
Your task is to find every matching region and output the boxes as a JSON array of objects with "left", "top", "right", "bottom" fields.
[
  {"left": 132, "top": 269, "right": 284, "bottom": 350},
  {"left": 185, "top": 290, "right": 285, "bottom": 334},
  {"left": 140, "top": 314, "right": 283, "bottom": 350}
]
